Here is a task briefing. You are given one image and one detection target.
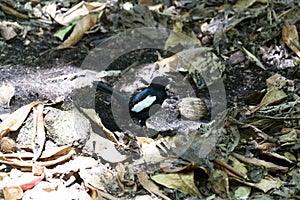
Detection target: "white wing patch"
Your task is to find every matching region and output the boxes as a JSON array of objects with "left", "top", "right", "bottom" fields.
[{"left": 131, "top": 96, "right": 156, "bottom": 112}]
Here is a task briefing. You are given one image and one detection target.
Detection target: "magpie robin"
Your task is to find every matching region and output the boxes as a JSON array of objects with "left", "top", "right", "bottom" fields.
[{"left": 95, "top": 76, "right": 172, "bottom": 125}]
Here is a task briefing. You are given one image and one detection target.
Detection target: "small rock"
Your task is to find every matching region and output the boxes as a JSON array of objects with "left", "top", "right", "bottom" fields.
[
  {"left": 18, "top": 107, "right": 91, "bottom": 147},
  {"left": 44, "top": 107, "right": 91, "bottom": 146}
]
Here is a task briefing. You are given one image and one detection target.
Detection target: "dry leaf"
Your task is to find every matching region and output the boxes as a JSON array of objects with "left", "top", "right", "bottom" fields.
[
  {"left": 278, "top": 129, "right": 297, "bottom": 144},
  {"left": 134, "top": 138, "right": 165, "bottom": 166},
  {"left": 137, "top": 172, "right": 171, "bottom": 200},
  {"left": 262, "top": 151, "right": 294, "bottom": 164},
  {"left": 149, "top": 4, "right": 163, "bottom": 11},
  {"left": 160, "top": 158, "right": 200, "bottom": 173},
  {"left": 234, "top": 186, "right": 251, "bottom": 200},
  {"left": 282, "top": 25, "right": 300, "bottom": 58},
  {"left": 69, "top": 156, "right": 98, "bottom": 171},
  {"left": 53, "top": 1, "right": 105, "bottom": 26},
  {"left": 232, "top": 176, "right": 281, "bottom": 193},
  {"left": 242, "top": 47, "right": 266, "bottom": 70},
  {"left": 165, "top": 21, "right": 201, "bottom": 50},
  {"left": 231, "top": 152, "right": 288, "bottom": 172},
  {"left": 244, "top": 89, "right": 267, "bottom": 105},
  {"left": 259, "top": 89, "right": 287, "bottom": 107},
  {"left": 0, "top": 2, "right": 28, "bottom": 19},
  {"left": 0, "top": 145, "right": 72, "bottom": 160},
  {"left": 0, "top": 101, "right": 43, "bottom": 138},
  {"left": 0, "top": 145, "right": 74, "bottom": 170},
  {"left": 116, "top": 163, "right": 136, "bottom": 192},
  {"left": 86, "top": 132, "right": 126, "bottom": 163},
  {"left": 151, "top": 172, "right": 201, "bottom": 197},
  {"left": 19, "top": 173, "right": 45, "bottom": 191},
  {"left": 248, "top": 88, "right": 287, "bottom": 114},
  {"left": 4, "top": 172, "right": 45, "bottom": 192},
  {"left": 43, "top": 3, "right": 57, "bottom": 19},
  {"left": 0, "top": 82, "right": 15, "bottom": 107},
  {"left": 233, "top": 0, "right": 268, "bottom": 12},
  {"left": 266, "top": 74, "right": 293, "bottom": 89},
  {"left": 211, "top": 169, "right": 229, "bottom": 196},
  {"left": 32, "top": 104, "right": 46, "bottom": 161},
  {"left": 156, "top": 47, "right": 219, "bottom": 78},
  {"left": 215, "top": 159, "right": 247, "bottom": 179},
  {"left": 246, "top": 176, "right": 281, "bottom": 193},
  {"left": 139, "top": 0, "right": 153, "bottom": 6},
  {"left": 57, "top": 14, "right": 98, "bottom": 49},
  {"left": 39, "top": 145, "right": 73, "bottom": 159},
  {"left": 79, "top": 108, "right": 119, "bottom": 144}
]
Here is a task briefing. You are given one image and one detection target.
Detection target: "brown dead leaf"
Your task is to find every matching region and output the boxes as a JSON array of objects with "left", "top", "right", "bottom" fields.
[
  {"left": 233, "top": 0, "right": 268, "bottom": 12},
  {"left": 211, "top": 169, "right": 230, "bottom": 196},
  {"left": 0, "top": 145, "right": 74, "bottom": 170},
  {"left": 0, "top": 145, "right": 72, "bottom": 160},
  {"left": 134, "top": 138, "right": 165, "bottom": 166},
  {"left": 0, "top": 152, "right": 34, "bottom": 160},
  {"left": 244, "top": 89, "right": 267, "bottom": 105},
  {"left": 32, "top": 104, "right": 46, "bottom": 161},
  {"left": 50, "top": 156, "right": 98, "bottom": 185},
  {"left": 160, "top": 158, "right": 200, "bottom": 173},
  {"left": 0, "top": 101, "right": 43, "bottom": 138},
  {"left": 247, "top": 88, "right": 287, "bottom": 114},
  {"left": 278, "top": 129, "right": 297, "bottom": 144},
  {"left": 266, "top": 74, "right": 294, "bottom": 89},
  {"left": 231, "top": 152, "right": 288, "bottom": 172},
  {"left": 151, "top": 172, "right": 201, "bottom": 197},
  {"left": 232, "top": 176, "right": 281, "bottom": 193},
  {"left": 139, "top": 0, "right": 153, "bottom": 6},
  {"left": 53, "top": 1, "right": 105, "bottom": 26},
  {"left": 137, "top": 172, "right": 171, "bottom": 200},
  {"left": 39, "top": 148, "right": 75, "bottom": 167},
  {"left": 156, "top": 47, "right": 215, "bottom": 75},
  {"left": 39, "top": 145, "right": 73, "bottom": 160},
  {"left": 149, "top": 4, "right": 163, "bottom": 11},
  {"left": 247, "top": 176, "right": 282, "bottom": 193},
  {"left": 282, "top": 25, "right": 300, "bottom": 58},
  {"left": 57, "top": 14, "right": 98, "bottom": 49},
  {"left": 215, "top": 159, "right": 246, "bottom": 179},
  {"left": 165, "top": 20, "right": 201, "bottom": 50},
  {"left": 262, "top": 151, "right": 294, "bottom": 164},
  {"left": 116, "top": 163, "right": 136, "bottom": 192},
  {"left": 259, "top": 89, "right": 287, "bottom": 107},
  {"left": 0, "top": 2, "right": 28, "bottom": 19},
  {"left": 79, "top": 108, "right": 119, "bottom": 144},
  {"left": 242, "top": 47, "right": 266, "bottom": 70}
]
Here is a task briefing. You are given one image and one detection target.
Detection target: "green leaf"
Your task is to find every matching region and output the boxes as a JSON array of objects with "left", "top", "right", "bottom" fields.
[{"left": 54, "top": 20, "right": 78, "bottom": 41}]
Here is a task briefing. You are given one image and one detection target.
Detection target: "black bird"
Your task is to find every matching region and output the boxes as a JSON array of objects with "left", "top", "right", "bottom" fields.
[{"left": 95, "top": 76, "right": 172, "bottom": 125}]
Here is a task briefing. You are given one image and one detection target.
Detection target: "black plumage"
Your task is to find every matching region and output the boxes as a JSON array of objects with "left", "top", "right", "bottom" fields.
[{"left": 95, "top": 76, "right": 171, "bottom": 125}]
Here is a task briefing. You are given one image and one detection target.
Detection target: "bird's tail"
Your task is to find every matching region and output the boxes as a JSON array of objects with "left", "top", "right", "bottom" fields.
[
  {"left": 94, "top": 81, "right": 113, "bottom": 95},
  {"left": 93, "top": 81, "right": 129, "bottom": 107}
]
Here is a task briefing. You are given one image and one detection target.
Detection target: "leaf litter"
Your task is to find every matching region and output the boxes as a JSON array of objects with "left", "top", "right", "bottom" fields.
[{"left": 1, "top": 0, "right": 300, "bottom": 199}]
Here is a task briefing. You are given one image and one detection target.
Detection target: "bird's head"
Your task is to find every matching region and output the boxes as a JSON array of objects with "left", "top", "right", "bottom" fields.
[{"left": 150, "top": 76, "right": 173, "bottom": 88}]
